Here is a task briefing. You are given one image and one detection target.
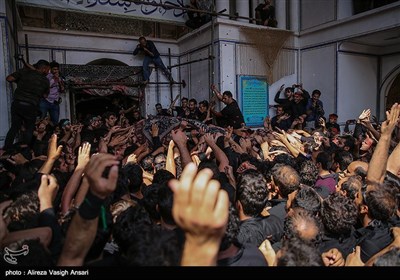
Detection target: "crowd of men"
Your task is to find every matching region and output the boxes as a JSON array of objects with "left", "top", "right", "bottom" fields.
[{"left": 0, "top": 56, "right": 399, "bottom": 267}]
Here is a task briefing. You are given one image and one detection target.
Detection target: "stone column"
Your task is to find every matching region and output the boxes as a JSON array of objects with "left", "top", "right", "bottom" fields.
[
  {"left": 274, "top": 0, "right": 286, "bottom": 29},
  {"left": 290, "top": 0, "right": 300, "bottom": 32},
  {"left": 236, "top": 0, "right": 250, "bottom": 23},
  {"left": 215, "top": 0, "right": 230, "bottom": 14},
  {"left": 337, "top": 0, "right": 353, "bottom": 20}
]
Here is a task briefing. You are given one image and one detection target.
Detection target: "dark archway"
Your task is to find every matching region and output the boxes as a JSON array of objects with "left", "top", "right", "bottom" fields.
[
  {"left": 86, "top": 58, "right": 128, "bottom": 66},
  {"left": 62, "top": 59, "right": 142, "bottom": 122},
  {"left": 386, "top": 73, "right": 400, "bottom": 111}
]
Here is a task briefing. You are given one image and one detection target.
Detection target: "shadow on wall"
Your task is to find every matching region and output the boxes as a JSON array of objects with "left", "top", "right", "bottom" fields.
[{"left": 353, "top": 0, "right": 399, "bottom": 14}]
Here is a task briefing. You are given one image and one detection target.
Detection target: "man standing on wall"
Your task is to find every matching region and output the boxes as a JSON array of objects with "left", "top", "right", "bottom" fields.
[
  {"left": 133, "top": 36, "right": 174, "bottom": 85},
  {"left": 4, "top": 59, "right": 50, "bottom": 150},
  {"left": 40, "top": 61, "right": 64, "bottom": 126},
  {"left": 255, "top": 0, "right": 277, "bottom": 27}
]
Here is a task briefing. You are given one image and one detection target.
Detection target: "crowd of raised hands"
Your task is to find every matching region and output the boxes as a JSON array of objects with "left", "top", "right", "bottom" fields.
[{"left": 1, "top": 102, "right": 400, "bottom": 267}]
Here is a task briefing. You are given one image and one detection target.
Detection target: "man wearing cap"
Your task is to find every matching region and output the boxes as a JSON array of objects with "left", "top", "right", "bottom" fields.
[
  {"left": 57, "top": 118, "right": 73, "bottom": 144},
  {"left": 4, "top": 59, "right": 50, "bottom": 150},
  {"left": 326, "top": 113, "right": 341, "bottom": 135}
]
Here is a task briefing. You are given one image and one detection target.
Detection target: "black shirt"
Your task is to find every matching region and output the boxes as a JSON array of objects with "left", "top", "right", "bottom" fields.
[
  {"left": 318, "top": 231, "right": 358, "bottom": 258},
  {"left": 133, "top": 40, "right": 160, "bottom": 58},
  {"left": 290, "top": 100, "right": 308, "bottom": 119},
  {"left": 217, "top": 243, "right": 267, "bottom": 266},
  {"left": 173, "top": 106, "right": 187, "bottom": 118},
  {"left": 268, "top": 199, "right": 287, "bottom": 223},
  {"left": 255, "top": 4, "right": 275, "bottom": 22},
  {"left": 271, "top": 115, "right": 292, "bottom": 131},
  {"left": 220, "top": 100, "right": 245, "bottom": 129},
  {"left": 274, "top": 91, "right": 292, "bottom": 115},
  {"left": 354, "top": 220, "right": 393, "bottom": 263},
  {"left": 186, "top": 108, "right": 201, "bottom": 120},
  {"left": 326, "top": 122, "right": 341, "bottom": 133},
  {"left": 156, "top": 109, "right": 172, "bottom": 117},
  {"left": 237, "top": 215, "right": 284, "bottom": 247},
  {"left": 10, "top": 68, "right": 50, "bottom": 106}
]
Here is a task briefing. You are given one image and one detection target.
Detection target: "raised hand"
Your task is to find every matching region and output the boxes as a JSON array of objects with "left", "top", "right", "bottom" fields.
[
  {"left": 272, "top": 130, "right": 287, "bottom": 143},
  {"left": 224, "top": 165, "right": 236, "bottom": 187},
  {"left": 38, "top": 174, "right": 59, "bottom": 212},
  {"left": 84, "top": 154, "right": 119, "bottom": 199},
  {"left": 48, "top": 134, "right": 63, "bottom": 161},
  {"left": 319, "top": 117, "right": 326, "bottom": 128},
  {"left": 239, "top": 137, "right": 251, "bottom": 151},
  {"left": 151, "top": 123, "right": 159, "bottom": 137},
  {"left": 230, "top": 140, "right": 245, "bottom": 154},
  {"left": 202, "top": 133, "right": 212, "bottom": 145},
  {"left": 126, "top": 153, "right": 137, "bottom": 165},
  {"left": 358, "top": 109, "right": 371, "bottom": 121},
  {"left": 76, "top": 142, "right": 91, "bottom": 169},
  {"left": 224, "top": 126, "right": 233, "bottom": 143},
  {"left": 381, "top": 103, "right": 400, "bottom": 136},
  {"left": 264, "top": 116, "right": 271, "bottom": 127},
  {"left": 169, "top": 163, "right": 229, "bottom": 266},
  {"left": 172, "top": 129, "right": 188, "bottom": 146}
]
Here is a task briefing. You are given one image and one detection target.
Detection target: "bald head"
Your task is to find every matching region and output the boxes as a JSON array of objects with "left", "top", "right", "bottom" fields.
[
  {"left": 346, "top": 161, "right": 368, "bottom": 177},
  {"left": 284, "top": 208, "right": 320, "bottom": 243}
]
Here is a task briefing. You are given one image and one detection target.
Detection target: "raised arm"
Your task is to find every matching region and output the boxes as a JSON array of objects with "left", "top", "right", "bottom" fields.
[
  {"left": 169, "top": 94, "right": 181, "bottom": 111},
  {"left": 171, "top": 129, "right": 192, "bottom": 168},
  {"left": 274, "top": 84, "right": 285, "bottom": 103},
  {"left": 19, "top": 55, "right": 35, "bottom": 70},
  {"left": 272, "top": 131, "right": 300, "bottom": 158},
  {"left": 211, "top": 84, "right": 223, "bottom": 101},
  {"left": 38, "top": 174, "right": 63, "bottom": 258},
  {"left": 204, "top": 133, "right": 229, "bottom": 172},
  {"left": 61, "top": 143, "right": 91, "bottom": 215},
  {"left": 169, "top": 163, "right": 229, "bottom": 266},
  {"left": 166, "top": 140, "right": 177, "bottom": 177},
  {"left": 367, "top": 103, "right": 400, "bottom": 184},
  {"left": 58, "top": 153, "right": 119, "bottom": 266},
  {"left": 38, "top": 134, "right": 63, "bottom": 175},
  {"left": 360, "top": 110, "right": 381, "bottom": 141}
]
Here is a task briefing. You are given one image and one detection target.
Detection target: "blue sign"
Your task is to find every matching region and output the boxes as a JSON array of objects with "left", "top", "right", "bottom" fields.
[{"left": 239, "top": 76, "right": 268, "bottom": 127}]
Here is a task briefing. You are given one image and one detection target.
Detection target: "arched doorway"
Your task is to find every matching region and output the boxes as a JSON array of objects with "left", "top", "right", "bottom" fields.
[
  {"left": 385, "top": 73, "right": 400, "bottom": 110},
  {"left": 61, "top": 59, "right": 143, "bottom": 122}
]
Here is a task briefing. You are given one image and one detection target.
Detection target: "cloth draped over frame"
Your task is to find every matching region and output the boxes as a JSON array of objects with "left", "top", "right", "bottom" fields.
[{"left": 143, "top": 115, "right": 226, "bottom": 144}]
